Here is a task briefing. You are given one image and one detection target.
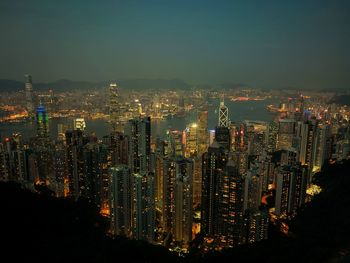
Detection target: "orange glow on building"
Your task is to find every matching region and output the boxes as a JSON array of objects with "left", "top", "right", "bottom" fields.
[{"left": 100, "top": 202, "right": 110, "bottom": 217}]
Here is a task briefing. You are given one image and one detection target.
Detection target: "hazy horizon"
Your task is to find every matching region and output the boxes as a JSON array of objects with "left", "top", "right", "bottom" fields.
[{"left": 1, "top": 0, "right": 349, "bottom": 89}]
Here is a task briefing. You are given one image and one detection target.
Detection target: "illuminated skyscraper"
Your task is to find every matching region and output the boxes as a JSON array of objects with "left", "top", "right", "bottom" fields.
[
  {"left": 299, "top": 121, "right": 316, "bottom": 167},
  {"left": 125, "top": 116, "right": 154, "bottom": 242},
  {"left": 24, "top": 74, "right": 35, "bottom": 119},
  {"left": 174, "top": 158, "right": 193, "bottom": 244},
  {"left": 109, "top": 165, "right": 131, "bottom": 237},
  {"left": 109, "top": 82, "right": 122, "bottom": 132},
  {"left": 36, "top": 105, "right": 49, "bottom": 139},
  {"left": 197, "top": 110, "right": 208, "bottom": 155},
  {"left": 162, "top": 157, "right": 193, "bottom": 244},
  {"left": 245, "top": 210, "right": 269, "bottom": 244},
  {"left": 217, "top": 159, "right": 245, "bottom": 246},
  {"left": 132, "top": 172, "right": 155, "bottom": 242},
  {"left": 167, "top": 130, "right": 183, "bottom": 157},
  {"left": 65, "top": 129, "right": 85, "bottom": 199},
  {"left": 73, "top": 118, "right": 86, "bottom": 131},
  {"left": 276, "top": 119, "right": 295, "bottom": 150},
  {"left": 312, "top": 124, "right": 331, "bottom": 172},
  {"left": 185, "top": 123, "right": 198, "bottom": 158},
  {"left": 218, "top": 96, "right": 229, "bottom": 127},
  {"left": 215, "top": 126, "right": 231, "bottom": 151},
  {"left": 275, "top": 164, "right": 307, "bottom": 217},
  {"left": 125, "top": 116, "right": 151, "bottom": 174},
  {"left": 201, "top": 142, "right": 228, "bottom": 237}
]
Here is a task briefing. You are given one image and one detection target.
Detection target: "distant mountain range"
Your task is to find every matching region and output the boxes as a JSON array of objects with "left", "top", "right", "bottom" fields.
[{"left": 0, "top": 78, "right": 191, "bottom": 92}]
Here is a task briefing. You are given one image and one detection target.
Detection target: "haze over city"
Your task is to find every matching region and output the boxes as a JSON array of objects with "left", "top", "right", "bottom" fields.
[
  {"left": 1, "top": 0, "right": 349, "bottom": 89},
  {"left": 1, "top": 1, "right": 350, "bottom": 263}
]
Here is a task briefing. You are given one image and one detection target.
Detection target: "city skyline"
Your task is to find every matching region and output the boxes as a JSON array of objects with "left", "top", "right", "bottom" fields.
[{"left": 0, "top": 0, "right": 349, "bottom": 89}]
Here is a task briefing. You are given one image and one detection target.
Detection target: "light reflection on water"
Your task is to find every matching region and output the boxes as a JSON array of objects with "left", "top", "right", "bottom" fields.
[{"left": 0, "top": 99, "right": 278, "bottom": 141}]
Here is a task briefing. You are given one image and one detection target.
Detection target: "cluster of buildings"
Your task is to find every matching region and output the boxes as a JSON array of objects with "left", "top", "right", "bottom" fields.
[{"left": 0, "top": 78, "right": 349, "bottom": 253}]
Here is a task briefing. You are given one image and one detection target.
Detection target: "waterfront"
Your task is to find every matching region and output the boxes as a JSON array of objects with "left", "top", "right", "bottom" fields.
[{"left": 0, "top": 98, "right": 278, "bottom": 141}]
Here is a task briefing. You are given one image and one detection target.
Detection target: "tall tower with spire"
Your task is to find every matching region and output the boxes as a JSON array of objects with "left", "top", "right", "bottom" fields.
[
  {"left": 24, "top": 74, "right": 34, "bottom": 119},
  {"left": 218, "top": 94, "right": 229, "bottom": 127},
  {"left": 109, "top": 82, "right": 121, "bottom": 132}
]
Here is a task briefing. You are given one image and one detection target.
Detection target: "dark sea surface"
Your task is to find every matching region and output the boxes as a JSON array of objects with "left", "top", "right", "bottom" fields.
[{"left": 0, "top": 98, "right": 278, "bottom": 142}]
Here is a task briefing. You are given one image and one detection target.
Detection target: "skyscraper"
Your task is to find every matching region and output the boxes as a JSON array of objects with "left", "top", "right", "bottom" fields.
[
  {"left": 218, "top": 96, "right": 229, "bottom": 127},
  {"left": 109, "top": 165, "right": 131, "bottom": 237},
  {"left": 109, "top": 82, "right": 122, "bottom": 132},
  {"left": 276, "top": 119, "right": 295, "bottom": 150},
  {"left": 201, "top": 142, "right": 228, "bottom": 237},
  {"left": 125, "top": 117, "right": 151, "bottom": 174},
  {"left": 197, "top": 110, "right": 208, "bottom": 155},
  {"left": 36, "top": 105, "right": 49, "bottom": 139},
  {"left": 125, "top": 116, "right": 154, "bottom": 242},
  {"left": 24, "top": 74, "right": 35, "bottom": 119},
  {"left": 184, "top": 123, "right": 198, "bottom": 158}
]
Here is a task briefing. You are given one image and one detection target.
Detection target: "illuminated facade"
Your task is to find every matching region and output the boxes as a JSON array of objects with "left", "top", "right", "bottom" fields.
[
  {"left": 24, "top": 74, "right": 35, "bottom": 119},
  {"left": 185, "top": 123, "right": 198, "bottom": 158},
  {"left": 218, "top": 97, "right": 229, "bottom": 127},
  {"left": 109, "top": 82, "right": 122, "bottom": 132},
  {"left": 276, "top": 119, "right": 295, "bottom": 150},
  {"left": 197, "top": 110, "right": 208, "bottom": 155},
  {"left": 73, "top": 118, "right": 86, "bottom": 131},
  {"left": 109, "top": 165, "right": 131, "bottom": 237},
  {"left": 36, "top": 105, "right": 49, "bottom": 139}
]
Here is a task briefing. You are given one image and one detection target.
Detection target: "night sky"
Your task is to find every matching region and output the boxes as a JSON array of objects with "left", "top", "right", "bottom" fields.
[{"left": 0, "top": 0, "right": 349, "bottom": 89}]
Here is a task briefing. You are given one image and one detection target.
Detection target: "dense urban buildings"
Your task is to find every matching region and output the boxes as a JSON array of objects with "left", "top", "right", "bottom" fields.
[{"left": 0, "top": 76, "right": 349, "bottom": 255}]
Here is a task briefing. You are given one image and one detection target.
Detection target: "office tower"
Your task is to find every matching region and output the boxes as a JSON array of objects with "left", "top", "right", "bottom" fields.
[
  {"left": 185, "top": 123, "right": 198, "bottom": 158},
  {"left": 174, "top": 158, "right": 193, "bottom": 244},
  {"left": 155, "top": 154, "right": 164, "bottom": 208},
  {"left": 73, "top": 118, "right": 86, "bottom": 131},
  {"left": 197, "top": 110, "right": 208, "bottom": 155},
  {"left": 280, "top": 149, "right": 297, "bottom": 166},
  {"left": 275, "top": 164, "right": 307, "bottom": 217},
  {"left": 244, "top": 168, "right": 262, "bottom": 212},
  {"left": 65, "top": 129, "right": 85, "bottom": 199},
  {"left": 109, "top": 82, "right": 122, "bottom": 132},
  {"left": 1, "top": 135, "right": 26, "bottom": 182},
  {"left": 218, "top": 96, "right": 229, "bottom": 127},
  {"left": 201, "top": 142, "right": 228, "bottom": 237},
  {"left": 125, "top": 116, "right": 151, "bottom": 174},
  {"left": 312, "top": 124, "right": 331, "bottom": 173},
  {"left": 215, "top": 126, "right": 231, "bottom": 151},
  {"left": 24, "top": 74, "right": 35, "bottom": 119},
  {"left": 125, "top": 116, "right": 154, "bottom": 242},
  {"left": 276, "top": 119, "right": 295, "bottom": 150},
  {"left": 217, "top": 159, "right": 245, "bottom": 246},
  {"left": 98, "top": 143, "right": 110, "bottom": 215},
  {"left": 36, "top": 105, "right": 49, "bottom": 139},
  {"left": 167, "top": 130, "right": 183, "bottom": 157},
  {"left": 267, "top": 121, "right": 278, "bottom": 153},
  {"left": 109, "top": 165, "right": 131, "bottom": 236},
  {"left": 232, "top": 149, "right": 248, "bottom": 177},
  {"left": 53, "top": 141, "right": 68, "bottom": 197},
  {"left": 110, "top": 132, "right": 128, "bottom": 166},
  {"left": 162, "top": 158, "right": 176, "bottom": 236},
  {"left": 0, "top": 141, "right": 7, "bottom": 181},
  {"left": 192, "top": 157, "right": 202, "bottom": 208},
  {"left": 132, "top": 172, "right": 155, "bottom": 242},
  {"left": 57, "top": 123, "right": 69, "bottom": 141},
  {"left": 161, "top": 157, "right": 193, "bottom": 244},
  {"left": 245, "top": 210, "right": 269, "bottom": 244},
  {"left": 209, "top": 130, "right": 215, "bottom": 145},
  {"left": 82, "top": 141, "right": 101, "bottom": 206},
  {"left": 229, "top": 123, "right": 238, "bottom": 151},
  {"left": 299, "top": 121, "right": 316, "bottom": 168}
]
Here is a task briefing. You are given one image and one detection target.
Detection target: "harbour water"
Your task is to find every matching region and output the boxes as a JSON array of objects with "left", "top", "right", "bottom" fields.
[{"left": 0, "top": 98, "right": 278, "bottom": 141}]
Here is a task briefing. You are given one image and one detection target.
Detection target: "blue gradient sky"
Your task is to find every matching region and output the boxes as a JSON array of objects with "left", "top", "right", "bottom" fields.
[{"left": 0, "top": 0, "right": 349, "bottom": 89}]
